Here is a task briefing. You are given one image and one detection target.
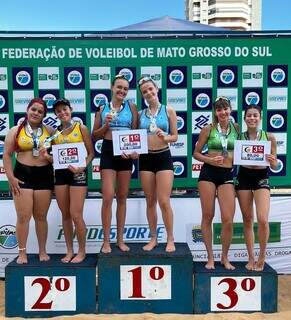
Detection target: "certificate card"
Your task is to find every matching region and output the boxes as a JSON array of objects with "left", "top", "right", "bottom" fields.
[
  {"left": 52, "top": 142, "right": 87, "bottom": 170},
  {"left": 112, "top": 129, "right": 148, "bottom": 156},
  {"left": 234, "top": 140, "right": 271, "bottom": 166}
]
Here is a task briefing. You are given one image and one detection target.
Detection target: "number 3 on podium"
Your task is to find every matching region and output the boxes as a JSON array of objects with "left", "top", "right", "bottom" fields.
[
  {"left": 211, "top": 276, "right": 261, "bottom": 311},
  {"left": 120, "top": 265, "right": 171, "bottom": 300}
]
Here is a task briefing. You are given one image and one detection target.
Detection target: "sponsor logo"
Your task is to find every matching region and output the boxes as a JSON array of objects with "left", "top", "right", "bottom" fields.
[
  {"left": 176, "top": 116, "right": 184, "bottom": 130},
  {"left": 195, "top": 93, "right": 210, "bottom": 108},
  {"left": 0, "top": 225, "right": 18, "bottom": 249},
  {"left": 38, "top": 73, "right": 59, "bottom": 81},
  {"left": 193, "top": 114, "right": 210, "bottom": 131},
  {"left": 0, "top": 166, "right": 5, "bottom": 174},
  {"left": 0, "top": 95, "right": 5, "bottom": 109},
  {"left": 268, "top": 95, "right": 287, "bottom": 103},
  {"left": 0, "top": 74, "right": 7, "bottom": 81},
  {"left": 95, "top": 140, "right": 103, "bottom": 154},
  {"left": 42, "top": 93, "right": 56, "bottom": 109},
  {"left": 192, "top": 225, "right": 203, "bottom": 243},
  {"left": 245, "top": 92, "right": 260, "bottom": 105},
  {"left": 270, "top": 159, "right": 283, "bottom": 174},
  {"left": 56, "top": 224, "right": 165, "bottom": 242},
  {"left": 94, "top": 94, "right": 108, "bottom": 108},
  {"left": 141, "top": 73, "right": 161, "bottom": 81},
  {"left": 169, "top": 69, "right": 184, "bottom": 85},
  {"left": 90, "top": 73, "right": 110, "bottom": 81},
  {"left": 192, "top": 163, "right": 203, "bottom": 171},
  {"left": 67, "top": 70, "right": 82, "bottom": 86},
  {"left": 192, "top": 72, "right": 212, "bottom": 80},
  {"left": 119, "top": 68, "right": 133, "bottom": 82},
  {"left": 270, "top": 114, "right": 284, "bottom": 129},
  {"left": 0, "top": 140, "right": 4, "bottom": 156},
  {"left": 220, "top": 69, "right": 235, "bottom": 84},
  {"left": 92, "top": 165, "right": 100, "bottom": 173},
  {"left": 271, "top": 68, "right": 285, "bottom": 83},
  {"left": 243, "top": 72, "right": 262, "bottom": 80},
  {"left": 43, "top": 116, "right": 58, "bottom": 128},
  {"left": 173, "top": 161, "right": 184, "bottom": 176},
  {"left": 0, "top": 117, "right": 7, "bottom": 132},
  {"left": 167, "top": 97, "right": 186, "bottom": 104},
  {"left": 16, "top": 71, "right": 31, "bottom": 86},
  {"left": 170, "top": 142, "right": 184, "bottom": 149}
]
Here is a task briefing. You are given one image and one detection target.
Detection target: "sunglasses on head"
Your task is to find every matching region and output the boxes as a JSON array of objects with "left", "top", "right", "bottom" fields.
[
  {"left": 215, "top": 96, "right": 230, "bottom": 103},
  {"left": 114, "top": 74, "right": 127, "bottom": 80},
  {"left": 138, "top": 76, "right": 152, "bottom": 86}
]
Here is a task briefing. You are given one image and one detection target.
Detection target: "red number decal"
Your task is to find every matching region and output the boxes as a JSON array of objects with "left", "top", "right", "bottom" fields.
[
  {"left": 31, "top": 278, "right": 52, "bottom": 310},
  {"left": 241, "top": 278, "right": 256, "bottom": 292},
  {"left": 55, "top": 278, "right": 70, "bottom": 292},
  {"left": 149, "top": 266, "right": 164, "bottom": 281},
  {"left": 216, "top": 278, "right": 238, "bottom": 310},
  {"left": 128, "top": 267, "right": 145, "bottom": 298}
]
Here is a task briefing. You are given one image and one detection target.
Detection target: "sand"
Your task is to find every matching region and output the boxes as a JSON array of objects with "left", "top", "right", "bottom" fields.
[{"left": 0, "top": 276, "right": 290, "bottom": 319}]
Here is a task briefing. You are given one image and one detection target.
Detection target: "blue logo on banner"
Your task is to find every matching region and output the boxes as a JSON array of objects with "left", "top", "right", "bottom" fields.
[
  {"left": 94, "top": 94, "right": 108, "bottom": 108},
  {"left": 43, "top": 116, "right": 59, "bottom": 129},
  {"left": 0, "top": 117, "right": 7, "bottom": 132},
  {"left": 169, "top": 69, "right": 184, "bottom": 85},
  {"left": 0, "top": 95, "right": 5, "bottom": 109},
  {"left": 270, "top": 114, "right": 284, "bottom": 129},
  {"left": 271, "top": 68, "right": 285, "bottom": 83},
  {"left": 118, "top": 68, "right": 133, "bottom": 82},
  {"left": 196, "top": 93, "right": 210, "bottom": 108},
  {"left": 16, "top": 71, "right": 31, "bottom": 86},
  {"left": 245, "top": 92, "right": 260, "bottom": 105},
  {"left": 68, "top": 70, "right": 82, "bottom": 86},
  {"left": 0, "top": 225, "right": 18, "bottom": 249},
  {"left": 173, "top": 161, "right": 184, "bottom": 176},
  {"left": 220, "top": 69, "right": 235, "bottom": 84},
  {"left": 194, "top": 114, "right": 210, "bottom": 131},
  {"left": 42, "top": 93, "right": 57, "bottom": 109},
  {"left": 176, "top": 116, "right": 184, "bottom": 131}
]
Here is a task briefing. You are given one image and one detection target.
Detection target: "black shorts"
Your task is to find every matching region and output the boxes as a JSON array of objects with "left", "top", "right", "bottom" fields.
[
  {"left": 54, "top": 169, "right": 87, "bottom": 186},
  {"left": 198, "top": 163, "right": 234, "bottom": 187},
  {"left": 139, "top": 148, "right": 173, "bottom": 173},
  {"left": 14, "top": 160, "right": 54, "bottom": 190},
  {"left": 235, "top": 166, "right": 270, "bottom": 190},
  {"left": 100, "top": 139, "right": 133, "bottom": 171}
]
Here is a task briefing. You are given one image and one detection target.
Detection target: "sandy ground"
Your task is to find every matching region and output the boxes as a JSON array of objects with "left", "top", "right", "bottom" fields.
[{"left": 0, "top": 276, "right": 290, "bottom": 320}]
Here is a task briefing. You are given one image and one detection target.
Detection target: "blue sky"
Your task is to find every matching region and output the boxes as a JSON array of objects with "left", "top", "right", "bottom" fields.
[{"left": 0, "top": 0, "right": 290, "bottom": 31}]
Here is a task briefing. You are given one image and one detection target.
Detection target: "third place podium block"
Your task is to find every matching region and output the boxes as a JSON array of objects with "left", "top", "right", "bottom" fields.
[
  {"left": 193, "top": 261, "right": 278, "bottom": 314},
  {"left": 98, "top": 242, "right": 193, "bottom": 314}
]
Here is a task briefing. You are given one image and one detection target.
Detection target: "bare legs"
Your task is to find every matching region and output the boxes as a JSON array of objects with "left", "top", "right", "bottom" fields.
[
  {"left": 13, "top": 188, "right": 51, "bottom": 264},
  {"left": 100, "top": 169, "right": 131, "bottom": 253},
  {"left": 237, "top": 189, "right": 270, "bottom": 271},
  {"left": 140, "top": 170, "right": 175, "bottom": 252},
  {"left": 55, "top": 185, "right": 87, "bottom": 263},
  {"left": 199, "top": 181, "right": 235, "bottom": 270}
]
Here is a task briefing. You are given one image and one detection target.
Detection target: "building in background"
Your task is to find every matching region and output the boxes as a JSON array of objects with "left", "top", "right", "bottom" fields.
[{"left": 185, "top": 0, "right": 261, "bottom": 31}]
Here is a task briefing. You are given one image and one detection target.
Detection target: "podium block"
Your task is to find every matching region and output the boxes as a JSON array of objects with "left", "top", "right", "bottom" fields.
[
  {"left": 193, "top": 261, "right": 277, "bottom": 313},
  {"left": 5, "top": 254, "right": 97, "bottom": 318},
  {"left": 98, "top": 242, "right": 193, "bottom": 314}
]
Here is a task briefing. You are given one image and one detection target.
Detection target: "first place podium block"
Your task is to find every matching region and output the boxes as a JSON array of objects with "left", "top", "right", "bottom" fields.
[
  {"left": 98, "top": 242, "right": 193, "bottom": 314},
  {"left": 193, "top": 261, "right": 278, "bottom": 314},
  {"left": 5, "top": 254, "right": 98, "bottom": 318}
]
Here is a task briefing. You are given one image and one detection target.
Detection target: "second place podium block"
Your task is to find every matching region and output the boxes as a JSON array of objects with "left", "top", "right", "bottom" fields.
[{"left": 98, "top": 242, "right": 193, "bottom": 314}]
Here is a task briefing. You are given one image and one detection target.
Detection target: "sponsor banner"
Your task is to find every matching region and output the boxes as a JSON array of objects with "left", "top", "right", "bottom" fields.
[
  {"left": 192, "top": 89, "right": 212, "bottom": 110},
  {"left": 0, "top": 67, "right": 8, "bottom": 90},
  {"left": 243, "top": 88, "right": 262, "bottom": 108},
  {"left": 166, "top": 89, "right": 187, "bottom": 111},
  {"left": 91, "top": 158, "right": 100, "bottom": 180},
  {"left": 269, "top": 155, "right": 286, "bottom": 176},
  {"left": 0, "top": 159, "right": 7, "bottom": 181},
  {"left": 242, "top": 65, "right": 263, "bottom": 88},
  {"left": 93, "top": 139, "right": 103, "bottom": 157},
  {"left": 90, "top": 89, "right": 111, "bottom": 112},
  {"left": 89, "top": 66, "right": 111, "bottom": 89},
  {"left": 273, "top": 132, "right": 287, "bottom": 155},
  {"left": 116, "top": 67, "right": 136, "bottom": 88},
  {"left": 268, "top": 65, "right": 288, "bottom": 87},
  {"left": 38, "top": 67, "right": 60, "bottom": 89},
  {"left": 0, "top": 113, "right": 9, "bottom": 136},
  {"left": 170, "top": 134, "right": 187, "bottom": 156},
  {"left": 167, "top": 66, "right": 187, "bottom": 88},
  {"left": 176, "top": 112, "right": 187, "bottom": 134},
  {"left": 125, "top": 90, "right": 137, "bottom": 105},
  {"left": 267, "top": 87, "right": 288, "bottom": 109},
  {"left": 64, "top": 67, "right": 84, "bottom": 89},
  {"left": 13, "top": 90, "right": 34, "bottom": 112},
  {"left": 267, "top": 110, "right": 287, "bottom": 132},
  {"left": 12, "top": 67, "right": 33, "bottom": 89},
  {"left": 0, "top": 139, "right": 4, "bottom": 158},
  {"left": 140, "top": 66, "right": 162, "bottom": 88},
  {"left": 39, "top": 90, "right": 59, "bottom": 111},
  {"left": 192, "top": 66, "right": 213, "bottom": 88},
  {"left": 0, "top": 197, "right": 291, "bottom": 277},
  {"left": 0, "top": 90, "right": 8, "bottom": 112},
  {"left": 216, "top": 88, "right": 238, "bottom": 110},
  {"left": 172, "top": 157, "right": 187, "bottom": 177},
  {"left": 192, "top": 158, "right": 203, "bottom": 178},
  {"left": 64, "top": 90, "right": 86, "bottom": 112},
  {"left": 217, "top": 65, "right": 238, "bottom": 87},
  {"left": 192, "top": 111, "right": 212, "bottom": 134},
  {"left": 43, "top": 113, "right": 60, "bottom": 129}
]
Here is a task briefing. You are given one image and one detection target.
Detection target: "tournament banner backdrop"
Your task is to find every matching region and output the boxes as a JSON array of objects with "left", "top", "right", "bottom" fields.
[
  {"left": 0, "top": 36, "right": 290, "bottom": 190},
  {"left": 0, "top": 197, "right": 291, "bottom": 277}
]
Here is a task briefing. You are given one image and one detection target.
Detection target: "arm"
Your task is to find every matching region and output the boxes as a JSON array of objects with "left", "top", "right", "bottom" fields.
[
  {"left": 91, "top": 108, "right": 111, "bottom": 141},
  {"left": 193, "top": 125, "right": 224, "bottom": 166},
  {"left": 157, "top": 105, "right": 178, "bottom": 143},
  {"left": 266, "top": 133, "right": 277, "bottom": 170},
  {"left": 130, "top": 103, "right": 138, "bottom": 130},
  {"left": 3, "top": 127, "right": 24, "bottom": 196}
]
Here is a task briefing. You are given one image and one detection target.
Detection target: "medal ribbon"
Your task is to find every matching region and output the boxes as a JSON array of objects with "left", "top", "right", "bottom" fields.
[
  {"left": 217, "top": 122, "right": 230, "bottom": 154},
  {"left": 26, "top": 123, "right": 42, "bottom": 150}
]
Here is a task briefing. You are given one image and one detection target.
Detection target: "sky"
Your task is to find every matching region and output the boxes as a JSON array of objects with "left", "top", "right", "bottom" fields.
[{"left": 0, "top": 0, "right": 290, "bottom": 31}]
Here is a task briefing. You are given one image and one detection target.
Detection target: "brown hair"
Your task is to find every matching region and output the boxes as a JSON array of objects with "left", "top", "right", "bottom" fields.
[
  {"left": 212, "top": 97, "right": 231, "bottom": 126},
  {"left": 244, "top": 104, "right": 262, "bottom": 119}
]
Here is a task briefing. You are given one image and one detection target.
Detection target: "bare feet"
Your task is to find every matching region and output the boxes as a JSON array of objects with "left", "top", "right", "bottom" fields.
[
  {"left": 255, "top": 259, "right": 265, "bottom": 271},
  {"left": 117, "top": 242, "right": 130, "bottom": 252},
  {"left": 71, "top": 252, "right": 86, "bottom": 263},
  {"left": 101, "top": 242, "right": 112, "bottom": 254},
  {"left": 61, "top": 252, "right": 74, "bottom": 263},
  {"left": 221, "top": 258, "right": 235, "bottom": 270},
  {"left": 165, "top": 240, "right": 175, "bottom": 253},
  {"left": 39, "top": 253, "right": 50, "bottom": 262},
  {"left": 205, "top": 259, "right": 215, "bottom": 270},
  {"left": 245, "top": 259, "right": 255, "bottom": 271},
  {"left": 143, "top": 238, "right": 158, "bottom": 251},
  {"left": 17, "top": 253, "right": 28, "bottom": 264}
]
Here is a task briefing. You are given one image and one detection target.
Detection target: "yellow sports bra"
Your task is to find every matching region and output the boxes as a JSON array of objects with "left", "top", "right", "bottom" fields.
[
  {"left": 53, "top": 122, "right": 83, "bottom": 144},
  {"left": 17, "top": 125, "right": 50, "bottom": 151}
]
